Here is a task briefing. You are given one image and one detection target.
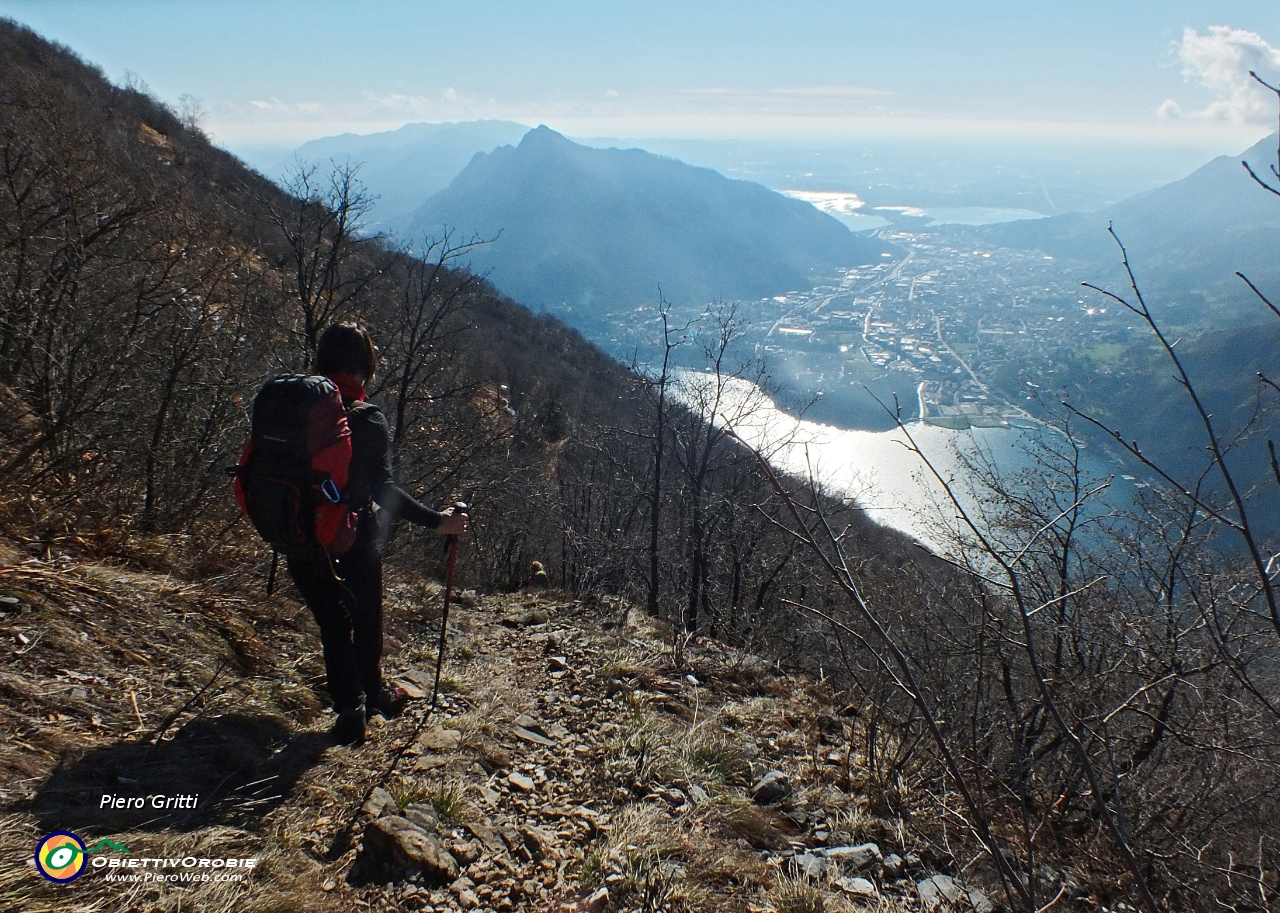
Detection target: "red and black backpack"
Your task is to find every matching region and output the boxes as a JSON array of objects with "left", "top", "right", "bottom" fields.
[{"left": 232, "top": 375, "right": 360, "bottom": 563}]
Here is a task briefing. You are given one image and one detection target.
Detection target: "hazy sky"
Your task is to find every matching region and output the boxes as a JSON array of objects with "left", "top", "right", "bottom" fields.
[{"left": 2, "top": 1, "right": 1277, "bottom": 159}]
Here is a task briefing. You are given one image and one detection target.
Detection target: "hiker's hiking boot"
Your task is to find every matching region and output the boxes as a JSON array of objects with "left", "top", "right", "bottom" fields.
[
  {"left": 367, "top": 686, "right": 410, "bottom": 720},
  {"left": 333, "top": 706, "right": 366, "bottom": 745}
]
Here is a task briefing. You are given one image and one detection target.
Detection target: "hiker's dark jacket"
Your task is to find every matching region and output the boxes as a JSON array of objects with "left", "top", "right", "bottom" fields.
[{"left": 344, "top": 398, "right": 444, "bottom": 556}]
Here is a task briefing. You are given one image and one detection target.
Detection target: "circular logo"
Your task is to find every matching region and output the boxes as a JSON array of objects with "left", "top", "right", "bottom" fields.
[{"left": 34, "top": 831, "right": 87, "bottom": 883}]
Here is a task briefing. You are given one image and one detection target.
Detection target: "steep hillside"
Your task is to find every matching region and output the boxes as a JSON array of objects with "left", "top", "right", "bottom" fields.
[
  {"left": 404, "top": 126, "right": 893, "bottom": 336},
  {"left": 285, "top": 121, "right": 531, "bottom": 232},
  {"left": 0, "top": 18, "right": 643, "bottom": 584}
]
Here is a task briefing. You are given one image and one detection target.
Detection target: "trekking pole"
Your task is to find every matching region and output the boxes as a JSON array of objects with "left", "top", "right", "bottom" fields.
[
  {"left": 430, "top": 502, "right": 467, "bottom": 712},
  {"left": 328, "top": 502, "right": 467, "bottom": 863}
]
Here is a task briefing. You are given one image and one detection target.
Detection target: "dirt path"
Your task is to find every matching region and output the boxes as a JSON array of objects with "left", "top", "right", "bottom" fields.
[{"left": 3, "top": 553, "right": 957, "bottom": 913}]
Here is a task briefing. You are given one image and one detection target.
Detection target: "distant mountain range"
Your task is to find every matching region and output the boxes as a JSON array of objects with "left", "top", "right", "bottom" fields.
[
  {"left": 283, "top": 120, "right": 530, "bottom": 230},
  {"left": 970, "top": 132, "right": 1280, "bottom": 322},
  {"left": 399, "top": 126, "right": 891, "bottom": 332}
]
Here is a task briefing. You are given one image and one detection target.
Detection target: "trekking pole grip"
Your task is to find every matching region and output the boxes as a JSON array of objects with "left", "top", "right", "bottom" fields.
[{"left": 441, "top": 501, "right": 468, "bottom": 555}]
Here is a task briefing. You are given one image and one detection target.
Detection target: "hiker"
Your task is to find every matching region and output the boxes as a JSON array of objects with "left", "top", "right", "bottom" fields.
[
  {"left": 523, "top": 560, "right": 549, "bottom": 589},
  {"left": 288, "top": 323, "right": 467, "bottom": 745}
]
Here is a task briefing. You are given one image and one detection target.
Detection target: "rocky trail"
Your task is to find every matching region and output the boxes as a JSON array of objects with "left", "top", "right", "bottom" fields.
[{"left": 0, "top": 545, "right": 1004, "bottom": 913}]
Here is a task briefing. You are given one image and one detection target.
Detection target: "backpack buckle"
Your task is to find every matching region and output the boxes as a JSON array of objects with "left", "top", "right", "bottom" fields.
[{"left": 320, "top": 478, "right": 342, "bottom": 503}]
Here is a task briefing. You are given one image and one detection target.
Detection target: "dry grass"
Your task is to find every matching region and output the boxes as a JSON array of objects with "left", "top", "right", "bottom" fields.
[
  {"left": 710, "top": 796, "right": 793, "bottom": 851},
  {"left": 771, "top": 873, "right": 832, "bottom": 913},
  {"left": 827, "top": 805, "right": 880, "bottom": 847},
  {"left": 426, "top": 779, "right": 471, "bottom": 825},
  {"left": 678, "top": 722, "right": 752, "bottom": 787},
  {"left": 577, "top": 804, "right": 701, "bottom": 912},
  {"left": 614, "top": 709, "right": 682, "bottom": 789},
  {"left": 0, "top": 556, "right": 358, "bottom": 913},
  {"left": 450, "top": 684, "right": 525, "bottom": 748},
  {"left": 600, "top": 646, "right": 665, "bottom": 689},
  {"left": 2, "top": 535, "right": 933, "bottom": 913}
]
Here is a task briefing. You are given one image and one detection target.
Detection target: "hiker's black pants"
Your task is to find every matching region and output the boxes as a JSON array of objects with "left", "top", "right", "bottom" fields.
[{"left": 286, "top": 551, "right": 383, "bottom": 713}]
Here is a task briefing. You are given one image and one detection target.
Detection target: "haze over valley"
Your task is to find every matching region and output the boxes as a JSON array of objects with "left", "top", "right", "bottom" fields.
[{"left": 268, "top": 109, "right": 1280, "bottom": 543}]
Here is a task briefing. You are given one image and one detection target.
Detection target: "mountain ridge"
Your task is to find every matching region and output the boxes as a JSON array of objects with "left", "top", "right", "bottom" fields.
[
  {"left": 969, "top": 131, "right": 1280, "bottom": 311},
  {"left": 403, "top": 126, "right": 893, "bottom": 335},
  {"left": 284, "top": 120, "right": 531, "bottom": 230}
]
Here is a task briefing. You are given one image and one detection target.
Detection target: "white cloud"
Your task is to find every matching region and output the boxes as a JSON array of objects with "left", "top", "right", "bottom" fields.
[
  {"left": 239, "top": 98, "right": 328, "bottom": 119},
  {"left": 361, "top": 88, "right": 490, "bottom": 118},
  {"left": 1157, "top": 98, "right": 1181, "bottom": 119},
  {"left": 220, "top": 87, "right": 490, "bottom": 128},
  {"left": 1172, "top": 26, "right": 1280, "bottom": 123}
]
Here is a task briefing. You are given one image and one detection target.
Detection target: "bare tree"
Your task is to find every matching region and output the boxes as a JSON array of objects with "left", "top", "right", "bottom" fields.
[
  {"left": 668, "top": 303, "right": 769, "bottom": 632},
  {"left": 257, "top": 160, "right": 384, "bottom": 361},
  {"left": 637, "top": 298, "right": 685, "bottom": 615},
  {"left": 376, "top": 230, "right": 489, "bottom": 450}
]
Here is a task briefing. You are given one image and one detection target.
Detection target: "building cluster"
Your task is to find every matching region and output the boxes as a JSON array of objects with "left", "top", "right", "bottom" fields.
[{"left": 730, "top": 227, "right": 1127, "bottom": 427}]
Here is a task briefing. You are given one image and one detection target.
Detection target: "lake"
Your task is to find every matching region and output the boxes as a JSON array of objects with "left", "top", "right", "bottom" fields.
[{"left": 679, "top": 373, "right": 1136, "bottom": 555}]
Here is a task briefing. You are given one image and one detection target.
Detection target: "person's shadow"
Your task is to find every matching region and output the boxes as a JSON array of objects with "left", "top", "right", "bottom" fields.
[{"left": 31, "top": 713, "right": 333, "bottom": 835}]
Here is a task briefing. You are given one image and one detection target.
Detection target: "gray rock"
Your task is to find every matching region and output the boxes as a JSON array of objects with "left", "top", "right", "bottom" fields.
[
  {"left": 500, "top": 823, "right": 532, "bottom": 861},
  {"left": 449, "top": 840, "right": 481, "bottom": 864},
  {"left": 917, "top": 874, "right": 995, "bottom": 913},
  {"left": 751, "top": 770, "right": 791, "bottom": 805},
  {"left": 1034, "top": 864, "right": 1070, "bottom": 892},
  {"left": 520, "top": 824, "right": 555, "bottom": 858},
  {"left": 836, "top": 876, "right": 877, "bottom": 897},
  {"left": 782, "top": 807, "right": 809, "bottom": 828},
  {"left": 364, "top": 815, "right": 459, "bottom": 882},
  {"left": 418, "top": 727, "right": 462, "bottom": 751},
  {"left": 881, "top": 853, "right": 905, "bottom": 880},
  {"left": 512, "top": 725, "right": 556, "bottom": 746},
  {"left": 402, "top": 802, "right": 442, "bottom": 834},
  {"left": 686, "top": 783, "right": 710, "bottom": 805},
  {"left": 465, "top": 822, "right": 509, "bottom": 857},
  {"left": 653, "top": 786, "right": 686, "bottom": 807},
  {"left": 361, "top": 786, "right": 397, "bottom": 818},
  {"left": 817, "top": 714, "right": 846, "bottom": 744},
  {"left": 918, "top": 874, "right": 964, "bottom": 909},
  {"left": 966, "top": 887, "right": 995, "bottom": 913},
  {"left": 824, "top": 842, "right": 882, "bottom": 874},
  {"left": 514, "top": 713, "right": 549, "bottom": 735},
  {"left": 790, "top": 853, "right": 830, "bottom": 880}
]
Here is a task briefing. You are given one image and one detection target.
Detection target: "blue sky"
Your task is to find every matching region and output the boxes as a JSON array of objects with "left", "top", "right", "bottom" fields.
[{"left": 1, "top": 1, "right": 1277, "bottom": 160}]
